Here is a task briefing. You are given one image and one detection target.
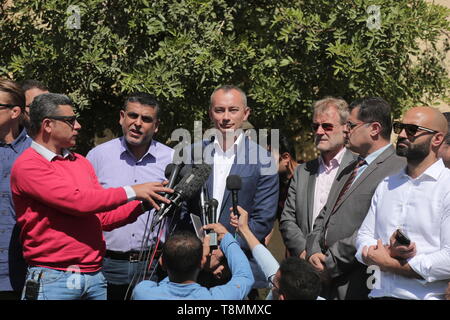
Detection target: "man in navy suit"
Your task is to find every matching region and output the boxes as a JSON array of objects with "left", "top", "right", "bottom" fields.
[{"left": 180, "top": 85, "right": 279, "bottom": 295}]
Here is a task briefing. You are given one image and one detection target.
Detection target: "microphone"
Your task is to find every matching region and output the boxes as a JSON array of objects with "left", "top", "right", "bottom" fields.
[
  {"left": 207, "top": 198, "right": 219, "bottom": 249},
  {"left": 155, "top": 163, "right": 212, "bottom": 224},
  {"left": 200, "top": 186, "right": 209, "bottom": 226},
  {"left": 226, "top": 175, "right": 242, "bottom": 217},
  {"left": 156, "top": 163, "right": 185, "bottom": 214}
]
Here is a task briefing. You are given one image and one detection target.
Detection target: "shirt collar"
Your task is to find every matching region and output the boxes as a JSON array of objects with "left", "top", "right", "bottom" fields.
[
  {"left": 364, "top": 143, "right": 391, "bottom": 166},
  {"left": 400, "top": 158, "right": 446, "bottom": 181},
  {"left": 319, "top": 147, "right": 346, "bottom": 171},
  {"left": 31, "top": 140, "right": 75, "bottom": 161},
  {"left": 213, "top": 132, "right": 244, "bottom": 156},
  {"left": 120, "top": 136, "right": 156, "bottom": 161},
  {"left": 1, "top": 127, "right": 28, "bottom": 152}
]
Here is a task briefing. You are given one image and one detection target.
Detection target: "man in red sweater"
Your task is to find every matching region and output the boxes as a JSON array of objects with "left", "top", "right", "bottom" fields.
[{"left": 10, "top": 93, "right": 173, "bottom": 300}]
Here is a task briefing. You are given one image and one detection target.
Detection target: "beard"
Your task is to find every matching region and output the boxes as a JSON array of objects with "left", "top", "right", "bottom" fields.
[{"left": 396, "top": 137, "right": 431, "bottom": 162}]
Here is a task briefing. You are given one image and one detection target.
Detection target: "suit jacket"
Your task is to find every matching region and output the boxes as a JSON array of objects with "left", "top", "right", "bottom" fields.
[
  {"left": 279, "top": 149, "right": 356, "bottom": 257},
  {"left": 306, "top": 144, "right": 406, "bottom": 300},
  {"left": 180, "top": 136, "right": 279, "bottom": 288}
]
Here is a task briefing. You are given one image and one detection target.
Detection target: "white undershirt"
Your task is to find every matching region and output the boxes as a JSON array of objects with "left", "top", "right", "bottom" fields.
[{"left": 212, "top": 133, "right": 244, "bottom": 222}]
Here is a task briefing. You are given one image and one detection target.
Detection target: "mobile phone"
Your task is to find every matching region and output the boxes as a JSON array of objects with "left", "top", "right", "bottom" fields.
[
  {"left": 395, "top": 229, "right": 411, "bottom": 246},
  {"left": 24, "top": 279, "right": 40, "bottom": 300}
]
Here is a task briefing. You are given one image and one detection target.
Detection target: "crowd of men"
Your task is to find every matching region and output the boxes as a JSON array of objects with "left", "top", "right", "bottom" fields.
[{"left": 0, "top": 78, "right": 449, "bottom": 300}]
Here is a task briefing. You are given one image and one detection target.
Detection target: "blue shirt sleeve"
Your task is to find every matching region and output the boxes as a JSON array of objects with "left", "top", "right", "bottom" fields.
[{"left": 210, "top": 233, "right": 254, "bottom": 299}]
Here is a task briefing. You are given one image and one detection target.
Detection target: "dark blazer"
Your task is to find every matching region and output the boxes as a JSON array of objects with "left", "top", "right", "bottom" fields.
[
  {"left": 306, "top": 144, "right": 406, "bottom": 300},
  {"left": 279, "top": 149, "right": 356, "bottom": 257},
  {"left": 180, "top": 136, "right": 279, "bottom": 288}
]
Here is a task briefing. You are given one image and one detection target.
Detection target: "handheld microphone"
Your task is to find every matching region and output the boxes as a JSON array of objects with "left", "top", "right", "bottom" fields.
[
  {"left": 226, "top": 175, "right": 242, "bottom": 217},
  {"left": 208, "top": 198, "right": 219, "bottom": 249},
  {"left": 155, "top": 163, "right": 212, "bottom": 225}
]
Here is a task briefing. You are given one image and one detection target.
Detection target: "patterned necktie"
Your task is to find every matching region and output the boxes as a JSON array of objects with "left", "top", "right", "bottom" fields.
[
  {"left": 320, "top": 157, "right": 366, "bottom": 251},
  {"left": 332, "top": 157, "right": 366, "bottom": 212}
]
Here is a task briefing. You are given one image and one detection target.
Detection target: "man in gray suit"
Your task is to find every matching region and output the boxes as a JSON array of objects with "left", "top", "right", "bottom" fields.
[
  {"left": 305, "top": 97, "right": 406, "bottom": 300},
  {"left": 280, "top": 97, "right": 355, "bottom": 259}
]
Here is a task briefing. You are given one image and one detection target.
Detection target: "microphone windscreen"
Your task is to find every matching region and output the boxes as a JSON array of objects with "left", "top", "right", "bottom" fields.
[
  {"left": 174, "top": 163, "right": 212, "bottom": 200},
  {"left": 226, "top": 175, "right": 242, "bottom": 191},
  {"left": 209, "top": 198, "right": 218, "bottom": 209},
  {"left": 164, "top": 163, "right": 176, "bottom": 179}
]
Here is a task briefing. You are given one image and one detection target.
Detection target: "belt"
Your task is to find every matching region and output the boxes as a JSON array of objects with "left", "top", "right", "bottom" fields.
[{"left": 105, "top": 250, "right": 158, "bottom": 262}]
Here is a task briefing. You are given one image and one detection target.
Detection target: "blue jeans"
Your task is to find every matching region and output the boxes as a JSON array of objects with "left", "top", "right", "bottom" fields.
[{"left": 22, "top": 266, "right": 107, "bottom": 300}]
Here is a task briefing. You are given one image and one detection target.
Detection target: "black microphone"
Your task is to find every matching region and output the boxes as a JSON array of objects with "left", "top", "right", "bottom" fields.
[
  {"left": 226, "top": 175, "right": 242, "bottom": 217},
  {"left": 155, "top": 163, "right": 212, "bottom": 224},
  {"left": 207, "top": 198, "right": 219, "bottom": 249},
  {"left": 155, "top": 163, "right": 185, "bottom": 214}
]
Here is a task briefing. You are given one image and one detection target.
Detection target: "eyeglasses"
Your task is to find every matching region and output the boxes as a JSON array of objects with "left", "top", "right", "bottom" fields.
[
  {"left": 311, "top": 122, "right": 334, "bottom": 132},
  {"left": 46, "top": 115, "right": 78, "bottom": 127},
  {"left": 346, "top": 121, "right": 367, "bottom": 131},
  {"left": 393, "top": 122, "right": 438, "bottom": 136},
  {"left": 0, "top": 103, "right": 16, "bottom": 110}
]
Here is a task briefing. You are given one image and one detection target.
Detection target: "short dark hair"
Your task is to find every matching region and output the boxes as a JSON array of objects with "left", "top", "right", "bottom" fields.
[
  {"left": 21, "top": 79, "right": 49, "bottom": 92},
  {"left": 29, "top": 93, "right": 74, "bottom": 137},
  {"left": 278, "top": 257, "right": 321, "bottom": 300},
  {"left": 162, "top": 231, "right": 202, "bottom": 279},
  {"left": 349, "top": 97, "right": 392, "bottom": 140},
  {"left": 0, "top": 78, "right": 25, "bottom": 111},
  {"left": 443, "top": 112, "right": 450, "bottom": 145},
  {"left": 123, "top": 92, "right": 160, "bottom": 118}
]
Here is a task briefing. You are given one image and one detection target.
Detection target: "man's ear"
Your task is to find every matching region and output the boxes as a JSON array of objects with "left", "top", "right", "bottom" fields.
[
  {"left": 10, "top": 106, "right": 22, "bottom": 120},
  {"left": 369, "top": 122, "right": 382, "bottom": 137},
  {"left": 432, "top": 132, "right": 445, "bottom": 148},
  {"left": 159, "top": 256, "right": 166, "bottom": 271}
]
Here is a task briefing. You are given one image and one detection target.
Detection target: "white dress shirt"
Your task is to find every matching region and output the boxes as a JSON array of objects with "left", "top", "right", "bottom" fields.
[
  {"left": 312, "top": 147, "right": 346, "bottom": 228},
  {"left": 212, "top": 133, "right": 244, "bottom": 222},
  {"left": 356, "top": 159, "right": 450, "bottom": 300}
]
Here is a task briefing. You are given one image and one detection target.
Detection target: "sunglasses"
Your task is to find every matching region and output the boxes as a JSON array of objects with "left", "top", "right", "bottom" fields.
[
  {"left": 0, "top": 103, "right": 17, "bottom": 109},
  {"left": 311, "top": 122, "right": 334, "bottom": 132},
  {"left": 46, "top": 115, "right": 78, "bottom": 127},
  {"left": 393, "top": 122, "right": 438, "bottom": 136}
]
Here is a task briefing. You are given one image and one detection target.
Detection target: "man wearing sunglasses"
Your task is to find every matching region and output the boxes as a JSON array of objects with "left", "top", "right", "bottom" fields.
[
  {"left": 306, "top": 97, "right": 406, "bottom": 300},
  {"left": 10, "top": 93, "right": 173, "bottom": 300},
  {"left": 0, "top": 79, "right": 32, "bottom": 300},
  {"left": 356, "top": 106, "right": 450, "bottom": 300},
  {"left": 280, "top": 97, "right": 355, "bottom": 262}
]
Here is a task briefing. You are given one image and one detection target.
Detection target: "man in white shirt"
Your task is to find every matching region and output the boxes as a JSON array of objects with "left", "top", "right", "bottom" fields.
[
  {"left": 356, "top": 106, "right": 450, "bottom": 300},
  {"left": 180, "top": 85, "right": 279, "bottom": 297}
]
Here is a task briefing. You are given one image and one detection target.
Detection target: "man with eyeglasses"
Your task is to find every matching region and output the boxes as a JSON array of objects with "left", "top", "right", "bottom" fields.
[
  {"left": 356, "top": 106, "right": 450, "bottom": 300},
  {"left": 0, "top": 79, "right": 32, "bottom": 300},
  {"left": 280, "top": 97, "right": 355, "bottom": 262},
  {"left": 10, "top": 93, "right": 173, "bottom": 300},
  {"left": 86, "top": 92, "right": 174, "bottom": 300},
  {"left": 306, "top": 97, "right": 406, "bottom": 300}
]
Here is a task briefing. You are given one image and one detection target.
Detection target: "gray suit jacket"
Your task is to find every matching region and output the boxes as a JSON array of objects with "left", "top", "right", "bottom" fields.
[
  {"left": 279, "top": 149, "right": 356, "bottom": 257},
  {"left": 306, "top": 144, "right": 406, "bottom": 300}
]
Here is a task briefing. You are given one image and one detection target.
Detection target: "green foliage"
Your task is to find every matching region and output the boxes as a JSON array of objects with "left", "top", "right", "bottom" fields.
[{"left": 1, "top": 0, "right": 448, "bottom": 154}]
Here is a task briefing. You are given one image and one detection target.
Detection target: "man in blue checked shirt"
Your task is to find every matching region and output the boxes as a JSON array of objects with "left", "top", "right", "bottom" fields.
[
  {"left": 87, "top": 92, "right": 173, "bottom": 300},
  {"left": 0, "top": 79, "right": 32, "bottom": 299}
]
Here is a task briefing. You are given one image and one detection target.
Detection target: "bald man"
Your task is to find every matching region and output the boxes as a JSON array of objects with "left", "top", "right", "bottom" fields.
[{"left": 355, "top": 106, "right": 450, "bottom": 300}]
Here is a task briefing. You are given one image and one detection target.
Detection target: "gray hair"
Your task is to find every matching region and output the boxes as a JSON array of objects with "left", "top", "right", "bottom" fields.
[
  {"left": 210, "top": 85, "right": 247, "bottom": 108},
  {"left": 312, "top": 97, "right": 349, "bottom": 125},
  {"left": 29, "top": 93, "right": 74, "bottom": 137}
]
